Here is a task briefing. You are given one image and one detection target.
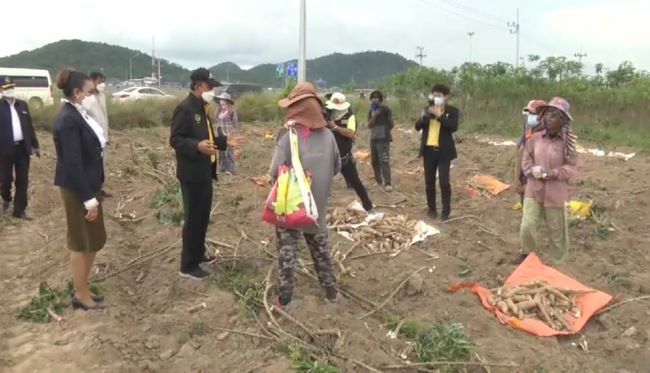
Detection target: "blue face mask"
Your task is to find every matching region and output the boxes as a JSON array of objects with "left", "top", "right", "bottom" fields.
[{"left": 526, "top": 114, "right": 538, "bottom": 126}]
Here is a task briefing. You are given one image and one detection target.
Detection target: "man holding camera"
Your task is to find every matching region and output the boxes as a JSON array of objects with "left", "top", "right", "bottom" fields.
[
  {"left": 170, "top": 68, "right": 227, "bottom": 280},
  {"left": 415, "top": 84, "right": 459, "bottom": 221}
]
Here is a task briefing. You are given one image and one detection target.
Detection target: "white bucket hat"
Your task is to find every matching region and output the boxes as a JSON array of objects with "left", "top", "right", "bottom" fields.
[
  {"left": 326, "top": 92, "right": 351, "bottom": 111},
  {"left": 215, "top": 92, "right": 234, "bottom": 103}
]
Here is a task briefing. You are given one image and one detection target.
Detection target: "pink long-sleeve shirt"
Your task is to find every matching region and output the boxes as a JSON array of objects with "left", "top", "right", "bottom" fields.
[{"left": 522, "top": 131, "right": 578, "bottom": 208}]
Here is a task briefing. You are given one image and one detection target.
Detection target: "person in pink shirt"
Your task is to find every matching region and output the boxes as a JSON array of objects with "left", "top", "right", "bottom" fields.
[{"left": 518, "top": 97, "right": 577, "bottom": 264}]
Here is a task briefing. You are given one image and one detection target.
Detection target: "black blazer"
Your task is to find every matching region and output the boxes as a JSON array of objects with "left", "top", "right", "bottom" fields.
[
  {"left": 170, "top": 93, "right": 227, "bottom": 183},
  {"left": 53, "top": 103, "right": 104, "bottom": 203},
  {"left": 0, "top": 98, "right": 40, "bottom": 156},
  {"left": 415, "top": 104, "right": 459, "bottom": 160}
]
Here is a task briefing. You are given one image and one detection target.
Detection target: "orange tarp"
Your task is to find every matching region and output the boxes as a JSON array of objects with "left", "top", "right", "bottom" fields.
[
  {"left": 354, "top": 150, "right": 371, "bottom": 161},
  {"left": 469, "top": 174, "right": 511, "bottom": 196},
  {"left": 450, "top": 253, "right": 613, "bottom": 337}
]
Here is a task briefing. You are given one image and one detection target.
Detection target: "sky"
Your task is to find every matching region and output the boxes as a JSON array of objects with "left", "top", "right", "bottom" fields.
[{"left": 2, "top": 0, "right": 649, "bottom": 74}]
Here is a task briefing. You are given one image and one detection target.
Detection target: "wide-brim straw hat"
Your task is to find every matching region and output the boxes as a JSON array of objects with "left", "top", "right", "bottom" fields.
[
  {"left": 278, "top": 82, "right": 322, "bottom": 108},
  {"left": 539, "top": 96, "right": 573, "bottom": 121}
]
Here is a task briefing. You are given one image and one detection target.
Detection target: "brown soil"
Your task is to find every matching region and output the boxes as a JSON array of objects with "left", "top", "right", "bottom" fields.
[{"left": 1, "top": 123, "right": 649, "bottom": 373}]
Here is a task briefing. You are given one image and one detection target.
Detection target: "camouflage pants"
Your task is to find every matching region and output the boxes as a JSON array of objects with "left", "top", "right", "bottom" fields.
[{"left": 275, "top": 228, "right": 337, "bottom": 301}]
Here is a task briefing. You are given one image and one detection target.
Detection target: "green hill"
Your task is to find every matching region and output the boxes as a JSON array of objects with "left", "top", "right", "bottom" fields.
[
  {"left": 0, "top": 40, "right": 418, "bottom": 88},
  {"left": 210, "top": 51, "right": 419, "bottom": 88},
  {"left": 0, "top": 39, "right": 190, "bottom": 83}
]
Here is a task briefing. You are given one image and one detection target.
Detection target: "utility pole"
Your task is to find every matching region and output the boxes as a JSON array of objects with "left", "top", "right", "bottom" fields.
[
  {"left": 415, "top": 46, "right": 426, "bottom": 67},
  {"left": 467, "top": 32, "right": 475, "bottom": 63},
  {"left": 129, "top": 52, "right": 140, "bottom": 81},
  {"left": 508, "top": 8, "right": 520, "bottom": 68},
  {"left": 298, "top": 0, "right": 307, "bottom": 83},
  {"left": 157, "top": 59, "right": 161, "bottom": 88},
  {"left": 151, "top": 36, "right": 156, "bottom": 79},
  {"left": 574, "top": 50, "right": 587, "bottom": 64}
]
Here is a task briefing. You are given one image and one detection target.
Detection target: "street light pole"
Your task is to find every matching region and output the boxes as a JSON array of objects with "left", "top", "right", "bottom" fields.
[
  {"left": 298, "top": 0, "right": 307, "bottom": 83},
  {"left": 467, "top": 32, "right": 475, "bottom": 63},
  {"left": 129, "top": 53, "right": 141, "bottom": 81}
]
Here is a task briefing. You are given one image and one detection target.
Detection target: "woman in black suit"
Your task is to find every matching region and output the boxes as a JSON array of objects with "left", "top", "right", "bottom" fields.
[{"left": 53, "top": 69, "right": 108, "bottom": 310}]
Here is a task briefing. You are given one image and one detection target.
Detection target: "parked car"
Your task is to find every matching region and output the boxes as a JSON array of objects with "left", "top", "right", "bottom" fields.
[
  {"left": 0, "top": 67, "right": 54, "bottom": 109},
  {"left": 112, "top": 87, "right": 172, "bottom": 103},
  {"left": 216, "top": 83, "right": 262, "bottom": 99}
]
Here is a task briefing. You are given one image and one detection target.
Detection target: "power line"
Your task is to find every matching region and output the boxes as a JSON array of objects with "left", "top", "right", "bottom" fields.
[
  {"left": 416, "top": 0, "right": 504, "bottom": 30},
  {"left": 439, "top": 0, "right": 508, "bottom": 24}
]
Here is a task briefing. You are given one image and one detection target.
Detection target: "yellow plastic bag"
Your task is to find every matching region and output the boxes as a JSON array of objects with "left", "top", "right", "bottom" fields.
[{"left": 567, "top": 200, "right": 592, "bottom": 220}]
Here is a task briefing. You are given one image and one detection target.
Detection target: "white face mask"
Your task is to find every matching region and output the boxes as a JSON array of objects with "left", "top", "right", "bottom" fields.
[
  {"left": 3, "top": 88, "right": 16, "bottom": 98},
  {"left": 527, "top": 114, "right": 539, "bottom": 126},
  {"left": 96, "top": 83, "right": 106, "bottom": 92},
  {"left": 201, "top": 90, "right": 215, "bottom": 103},
  {"left": 433, "top": 96, "right": 445, "bottom": 107}
]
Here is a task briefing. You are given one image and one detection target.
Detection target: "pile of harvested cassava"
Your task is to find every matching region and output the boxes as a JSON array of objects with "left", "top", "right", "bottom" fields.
[
  {"left": 329, "top": 209, "right": 418, "bottom": 254},
  {"left": 488, "top": 280, "right": 583, "bottom": 331},
  {"left": 328, "top": 207, "right": 368, "bottom": 227}
]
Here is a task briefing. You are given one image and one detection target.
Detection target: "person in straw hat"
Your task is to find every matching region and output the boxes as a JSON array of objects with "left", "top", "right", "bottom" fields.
[
  {"left": 518, "top": 97, "right": 577, "bottom": 264},
  {"left": 326, "top": 92, "right": 374, "bottom": 212},
  {"left": 269, "top": 82, "right": 341, "bottom": 308},
  {"left": 213, "top": 92, "right": 239, "bottom": 175}
]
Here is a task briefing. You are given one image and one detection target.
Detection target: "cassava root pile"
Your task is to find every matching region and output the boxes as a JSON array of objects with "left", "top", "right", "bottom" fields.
[
  {"left": 328, "top": 207, "right": 367, "bottom": 226},
  {"left": 357, "top": 215, "right": 417, "bottom": 253},
  {"left": 329, "top": 208, "right": 418, "bottom": 254},
  {"left": 488, "top": 280, "right": 582, "bottom": 331}
]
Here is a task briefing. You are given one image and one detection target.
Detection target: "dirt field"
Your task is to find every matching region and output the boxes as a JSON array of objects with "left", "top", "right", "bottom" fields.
[{"left": 1, "top": 122, "right": 649, "bottom": 373}]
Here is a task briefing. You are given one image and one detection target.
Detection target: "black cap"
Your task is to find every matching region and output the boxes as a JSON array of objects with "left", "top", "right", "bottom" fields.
[
  {"left": 190, "top": 68, "right": 221, "bottom": 88},
  {"left": 0, "top": 76, "right": 15, "bottom": 90}
]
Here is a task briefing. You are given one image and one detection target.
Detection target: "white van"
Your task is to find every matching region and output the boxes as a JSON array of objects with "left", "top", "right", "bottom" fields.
[{"left": 0, "top": 67, "right": 54, "bottom": 109}]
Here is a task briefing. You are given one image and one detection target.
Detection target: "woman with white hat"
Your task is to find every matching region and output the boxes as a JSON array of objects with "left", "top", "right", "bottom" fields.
[
  {"left": 326, "top": 92, "right": 374, "bottom": 212},
  {"left": 519, "top": 97, "right": 577, "bottom": 264},
  {"left": 214, "top": 92, "right": 239, "bottom": 175}
]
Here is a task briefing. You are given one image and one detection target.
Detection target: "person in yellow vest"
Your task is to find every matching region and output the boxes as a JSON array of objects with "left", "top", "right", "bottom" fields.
[
  {"left": 170, "top": 68, "right": 227, "bottom": 280},
  {"left": 415, "top": 84, "right": 459, "bottom": 221}
]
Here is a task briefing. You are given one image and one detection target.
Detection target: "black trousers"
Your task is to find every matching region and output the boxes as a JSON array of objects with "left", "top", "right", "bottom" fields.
[
  {"left": 0, "top": 143, "right": 30, "bottom": 214},
  {"left": 341, "top": 157, "right": 373, "bottom": 211},
  {"left": 423, "top": 147, "right": 452, "bottom": 216},
  {"left": 370, "top": 141, "right": 391, "bottom": 185},
  {"left": 179, "top": 179, "right": 213, "bottom": 272}
]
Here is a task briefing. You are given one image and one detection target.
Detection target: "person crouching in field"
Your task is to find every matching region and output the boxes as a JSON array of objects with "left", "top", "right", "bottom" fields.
[
  {"left": 518, "top": 97, "right": 577, "bottom": 264},
  {"left": 214, "top": 92, "right": 239, "bottom": 175},
  {"left": 269, "top": 82, "right": 341, "bottom": 308},
  {"left": 326, "top": 92, "right": 374, "bottom": 212},
  {"left": 415, "top": 84, "right": 459, "bottom": 221},
  {"left": 367, "top": 90, "right": 394, "bottom": 192},
  {"left": 53, "top": 69, "right": 108, "bottom": 310},
  {"left": 514, "top": 100, "right": 546, "bottom": 205}
]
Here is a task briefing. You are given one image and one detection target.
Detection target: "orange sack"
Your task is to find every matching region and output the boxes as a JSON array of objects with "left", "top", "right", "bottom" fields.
[
  {"left": 450, "top": 253, "right": 613, "bottom": 337},
  {"left": 469, "top": 174, "right": 511, "bottom": 196}
]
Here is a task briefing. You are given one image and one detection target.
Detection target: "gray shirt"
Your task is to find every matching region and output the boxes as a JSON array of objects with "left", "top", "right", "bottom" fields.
[{"left": 269, "top": 127, "right": 341, "bottom": 234}]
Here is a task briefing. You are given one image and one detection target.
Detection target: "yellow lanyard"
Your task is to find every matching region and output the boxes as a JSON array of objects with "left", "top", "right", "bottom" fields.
[{"left": 204, "top": 105, "right": 216, "bottom": 164}]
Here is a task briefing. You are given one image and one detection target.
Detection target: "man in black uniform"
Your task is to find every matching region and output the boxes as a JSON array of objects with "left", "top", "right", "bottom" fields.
[
  {"left": 0, "top": 77, "right": 40, "bottom": 219},
  {"left": 170, "top": 68, "right": 227, "bottom": 279},
  {"left": 326, "top": 93, "right": 373, "bottom": 212}
]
